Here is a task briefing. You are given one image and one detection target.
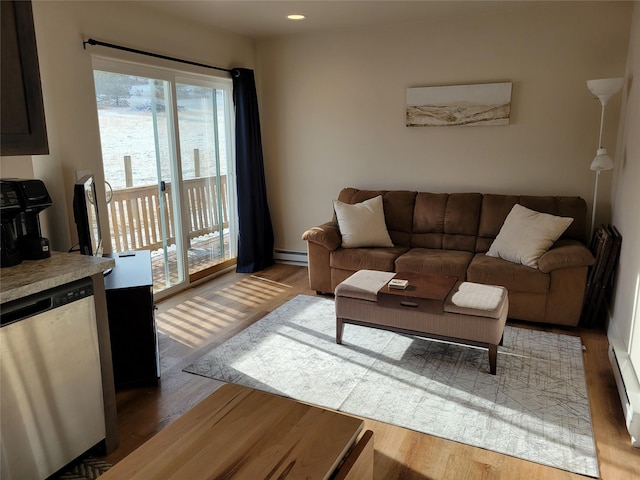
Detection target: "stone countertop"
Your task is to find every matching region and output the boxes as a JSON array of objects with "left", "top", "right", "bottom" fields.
[{"left": 0, "top": 251, "right": 115, "bottom": 304}]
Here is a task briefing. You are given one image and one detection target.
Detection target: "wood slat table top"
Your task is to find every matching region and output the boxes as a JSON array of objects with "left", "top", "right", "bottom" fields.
[
  {"left": 376, "top": 272, "right": 458, "bottom": 314},
  {"left": 100, "top": 383, "right": 364, "bottom": 480},
  {"left": 378, "top": 271, "right": 458, "bottom": 301}
]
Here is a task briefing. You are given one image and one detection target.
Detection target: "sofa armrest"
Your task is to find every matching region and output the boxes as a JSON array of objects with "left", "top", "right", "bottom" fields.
[
  {"left": 538, "top": 240, "right": 595, "bottom": 273},
  {"left": 302, "top": 222, "right": 342, "bottom": 251}
]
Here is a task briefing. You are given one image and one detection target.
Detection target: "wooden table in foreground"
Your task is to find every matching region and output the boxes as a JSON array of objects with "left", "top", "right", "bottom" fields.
[{"left": 100, "top": 383, "right": 373, "bottom": 480}]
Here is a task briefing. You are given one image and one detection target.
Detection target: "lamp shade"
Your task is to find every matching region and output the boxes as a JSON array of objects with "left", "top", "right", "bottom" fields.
[
  {"left": 590, "top": 148, "right": 614, "bottom": 171},
  {"left": 587, "top": 78, "right": 625, "bottom": 105}
]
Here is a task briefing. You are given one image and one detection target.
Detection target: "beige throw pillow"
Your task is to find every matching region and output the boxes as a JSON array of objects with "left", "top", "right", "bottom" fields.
[
  {"left": 486, "top": 204, "right": 573, "bottom": 268},
  {"left": 333, "top": 195, "right": 394, "bottom": 248}
]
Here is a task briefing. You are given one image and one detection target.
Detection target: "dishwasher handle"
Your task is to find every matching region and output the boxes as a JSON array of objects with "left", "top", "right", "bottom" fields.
[
  {"left": 1, "top": 298, "right": 52, "bottom": 325},
  {"left": 1, "top": 277, "right": 94, "bottom": 327}
]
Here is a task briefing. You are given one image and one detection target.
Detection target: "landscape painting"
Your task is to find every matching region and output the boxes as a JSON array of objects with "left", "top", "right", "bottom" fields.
[{"left": 406, "top": 82, "right": 512, "bottom": 127}]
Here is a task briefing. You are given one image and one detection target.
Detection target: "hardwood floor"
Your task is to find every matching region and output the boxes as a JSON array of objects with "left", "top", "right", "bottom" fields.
[{"left": 102, "top": 264, "right": 640, "bottom": 479}]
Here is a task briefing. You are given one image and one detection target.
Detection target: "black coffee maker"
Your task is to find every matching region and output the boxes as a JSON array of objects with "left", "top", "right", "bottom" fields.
[
  {"left": 0, "top": 179, "right": 52, "bottom": 266},
  {"left": 0, "top": 181, "right": 23, "bottom": 267}
]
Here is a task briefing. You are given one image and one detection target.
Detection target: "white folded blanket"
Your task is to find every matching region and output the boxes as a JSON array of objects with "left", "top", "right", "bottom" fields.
[{"left": 451, "top": 282, "right": 504, "bottom": 311}]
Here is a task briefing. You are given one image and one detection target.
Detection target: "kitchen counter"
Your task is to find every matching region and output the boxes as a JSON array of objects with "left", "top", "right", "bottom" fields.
[{"left": 0, "top": 251, "right": 114, "bottom": 304}]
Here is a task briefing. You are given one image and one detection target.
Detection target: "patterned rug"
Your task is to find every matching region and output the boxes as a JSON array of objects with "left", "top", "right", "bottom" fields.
[
  {"left": 184, "top": 294, "right": 599, "bottom": 477},
  {"left": 55, "top": 457, "right": 111, "bottom": 480}
]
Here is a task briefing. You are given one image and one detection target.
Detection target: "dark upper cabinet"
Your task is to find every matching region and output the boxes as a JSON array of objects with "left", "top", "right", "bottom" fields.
[{"left": 1, "top": 0, "right": 48, "bottom": 156}]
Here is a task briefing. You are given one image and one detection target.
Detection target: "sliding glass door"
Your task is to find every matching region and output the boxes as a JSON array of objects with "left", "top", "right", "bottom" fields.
[
  {"left": 92, "top": 58, "right": 236, "bottom": 296},
  {"left": 175, "top": 78, "right": 237, "bottom": 281}
]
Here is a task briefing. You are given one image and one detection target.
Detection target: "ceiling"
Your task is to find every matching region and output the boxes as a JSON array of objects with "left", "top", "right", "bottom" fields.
[{"left": 140, "top": 1, "right": 542, "bottom": 40}]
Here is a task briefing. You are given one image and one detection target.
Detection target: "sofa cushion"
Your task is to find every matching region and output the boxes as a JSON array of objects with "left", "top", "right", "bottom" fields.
[
  {"left": 411, "top": 192, "right": 481, "bottom": 252},
  {"left": 444, "top": 193, "right": 483, "bottom": 238},
  {"left": 336, "top": 188, "right": 417, "bottom": 247},
  {"left": 467, "top": 253, "right": 549, "bottom": 293},
  {"left": 411, "top": 193, "right": 449, "bottom": 248},
  {"left": 333, "top": 195, "right": 394, "bottom": 248},
  {"left": 520, "top": 196, "right": 587, "bottom": 243},
  {"left": 337, "top": 188, "right": 385, "bottom": 205},
  {"left": 476, "top": 194, "right": 588, "bottom": 252},
  {"left": 394, "top": 248, "right": 473, "bottom": 280},
  {"left": 476, "top": 194, "right": 521, "bottom": 251},
  {"left": 486, "top": 204, "right": 573, "bottom": 268},
  {"left": 380, "top": 190, "right": 417, "bottom": 245},
  {"left": 331, "top": 246, "right": 409, "bottom": 272}
]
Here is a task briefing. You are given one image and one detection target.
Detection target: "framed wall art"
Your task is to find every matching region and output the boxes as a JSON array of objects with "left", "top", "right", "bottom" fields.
[{"left": 406, "top": 82, "right": 512, "bottom": 127}]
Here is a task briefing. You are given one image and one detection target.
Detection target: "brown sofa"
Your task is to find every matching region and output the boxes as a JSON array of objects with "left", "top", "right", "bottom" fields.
[{"left": 302, "top": 188, "right": 595, "bottom": 327}]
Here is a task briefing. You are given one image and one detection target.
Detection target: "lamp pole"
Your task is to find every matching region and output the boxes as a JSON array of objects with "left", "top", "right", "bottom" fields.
[{"left": 586, "top": 77, "right": 624, "bottom": 240}]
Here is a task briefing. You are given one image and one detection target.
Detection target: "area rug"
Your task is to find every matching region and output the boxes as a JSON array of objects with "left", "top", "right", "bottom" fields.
[
  {"left": 184, "top": 294, "right": 599, "bottom": 477},
  {"left": 55, "top": 457, "right": 111, "bottom": 479}
]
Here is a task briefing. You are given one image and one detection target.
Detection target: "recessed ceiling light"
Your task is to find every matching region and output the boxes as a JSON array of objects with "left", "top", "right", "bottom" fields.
[{"left": 287, "top": 14, "right": 306, "bottom": 21}]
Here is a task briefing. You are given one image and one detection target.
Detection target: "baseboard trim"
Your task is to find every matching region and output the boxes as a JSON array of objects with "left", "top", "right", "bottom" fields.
[
  {"left": 608, "top": 319, "right": 640, "bottom": 447},
  {"left": 274, "top": 249, "right": 308, "bottom": 266}
]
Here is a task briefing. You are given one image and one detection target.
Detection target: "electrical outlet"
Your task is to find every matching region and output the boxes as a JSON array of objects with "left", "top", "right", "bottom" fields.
[{"left": 75, "top": 169, "right": 92, "bottom": 180}]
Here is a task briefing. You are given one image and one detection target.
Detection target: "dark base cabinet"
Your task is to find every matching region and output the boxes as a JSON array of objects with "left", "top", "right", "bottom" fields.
[{"left": 104, "top": 250, "right": 159, "bottom": 390}]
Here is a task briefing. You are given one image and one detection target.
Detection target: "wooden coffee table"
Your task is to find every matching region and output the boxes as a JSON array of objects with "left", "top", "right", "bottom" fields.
[{"left": 99, "top": 383, "right": 373, "bottom": 479}]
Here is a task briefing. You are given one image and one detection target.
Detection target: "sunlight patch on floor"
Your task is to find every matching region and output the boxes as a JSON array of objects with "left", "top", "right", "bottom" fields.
[
  {"left": 155, "top": 276, "right": 290, "bottom": 348},
  {"left": 157, "top": 318, "right": 216, "bottom": 347},
  {"left": 215, "top": 279, "right": 287, "bottom": 306},
  {"left": 188, "top": 296, "right": 245, "bottom": 317},
  {"left": 157, "top": 296, "right": 247, "bottom": 348}
]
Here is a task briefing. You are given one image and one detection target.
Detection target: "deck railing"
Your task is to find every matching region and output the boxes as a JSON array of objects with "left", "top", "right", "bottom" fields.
[{"left": 106, "top": 176, "right": 229, "bottom": 252}]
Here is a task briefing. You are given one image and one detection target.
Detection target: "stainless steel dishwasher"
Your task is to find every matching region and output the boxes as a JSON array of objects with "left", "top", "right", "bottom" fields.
[{"left": 1, "top": 277, "right": 106, "bottom": 480}]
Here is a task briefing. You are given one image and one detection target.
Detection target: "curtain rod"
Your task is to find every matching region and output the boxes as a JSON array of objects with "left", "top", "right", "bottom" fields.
[{"left": 83, "top": 38, "right": 233, "bottom": 74}]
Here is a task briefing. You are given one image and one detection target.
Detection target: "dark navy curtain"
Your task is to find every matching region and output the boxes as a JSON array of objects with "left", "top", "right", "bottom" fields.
[{"left": 231, "top": 68, "right": 275, "bottom": 273}]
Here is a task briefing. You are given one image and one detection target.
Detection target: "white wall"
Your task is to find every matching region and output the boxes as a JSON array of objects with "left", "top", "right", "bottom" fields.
[
  {"left": 610, "top": 2, "right": 640, "bottom": 378},
  {"left": 256, "top": 2, "right": 632, "bottom": 254},
  {"left": 1, "top": 0, "right": 254, "bottom": 253},
  {"left": 0, "top": 157, "right": 35, "bottom": 178},
  {"left": 2, "top": 2, "right": 634, "bottom": 291}
]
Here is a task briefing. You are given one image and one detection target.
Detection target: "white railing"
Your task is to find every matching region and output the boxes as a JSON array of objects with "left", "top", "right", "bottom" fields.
[{"left": 106, "top": 176, "right": 229, "bottom": 252}]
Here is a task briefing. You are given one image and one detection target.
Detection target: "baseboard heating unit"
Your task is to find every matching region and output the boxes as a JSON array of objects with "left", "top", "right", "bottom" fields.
[
  {"left": 274, "top": 249, "right": 307, "bottom": 266},
  {"left": 609, "top": 341, "right": 640, "bottom": 447}
]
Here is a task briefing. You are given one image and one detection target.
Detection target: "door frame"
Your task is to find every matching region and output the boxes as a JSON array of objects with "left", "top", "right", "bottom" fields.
[{"left": 91, "top": 55, "right": 237, "bottom": 299}]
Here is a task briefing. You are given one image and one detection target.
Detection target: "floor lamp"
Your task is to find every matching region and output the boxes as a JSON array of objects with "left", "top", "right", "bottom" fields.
[{"left": 586, "top": 77, "right": 624, "bottom": 238}]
